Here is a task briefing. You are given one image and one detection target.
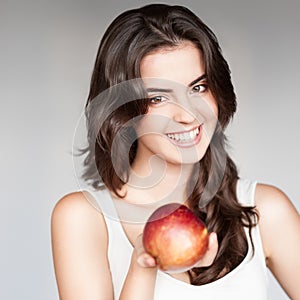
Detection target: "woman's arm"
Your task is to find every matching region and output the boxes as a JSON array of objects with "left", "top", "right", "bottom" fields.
[
  {"left": 119, "top": 235, "right": 157, "bottom": 300},
  {"left": 255, "top": 184, "right": 300, "bottom": 300},
  {"left": 52, "top": 191, "right": 159, "bottom": 300},
  {"left": 51, "top": 192, "right": 114, "bottom": 300},
  {"left": 51, "top": 192, "right": 158, "bottom": 300}
]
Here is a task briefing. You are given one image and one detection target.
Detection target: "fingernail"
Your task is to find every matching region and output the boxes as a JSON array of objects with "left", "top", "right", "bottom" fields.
[{"left": 146, "top": 257, "right": 155, "bottom": 266}]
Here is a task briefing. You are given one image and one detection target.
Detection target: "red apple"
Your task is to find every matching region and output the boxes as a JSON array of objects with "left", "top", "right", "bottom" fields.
[{"left": 142, "top": 203, "right": 209, "bottom": 273}]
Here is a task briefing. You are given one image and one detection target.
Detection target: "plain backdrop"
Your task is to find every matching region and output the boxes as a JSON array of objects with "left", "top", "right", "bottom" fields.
[{"left": 1, "top": 0, "right": 299, "bottom": 299}]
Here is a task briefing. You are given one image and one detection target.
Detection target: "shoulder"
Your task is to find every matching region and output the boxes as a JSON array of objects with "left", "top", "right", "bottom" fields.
[
  {"left": 52, "top": 190, "right": 103, "bottom": 213},
  {"left": 51, "top": 191, "right": 105, "bottom": 230},
  {"left": 51, "top": 191, "right": 113, "bottom": 298},
  {"left": 51, "top": 190, "right": 109, "bottom": 256},
  {"left": 254, "top": 183, "right": 300, "bottom": 258},
  {"left": 254, "top": 184, "right": 300, "bottom": 298},
  {"left": 254, "top": 183, "right": 298, "bottom": 221}
]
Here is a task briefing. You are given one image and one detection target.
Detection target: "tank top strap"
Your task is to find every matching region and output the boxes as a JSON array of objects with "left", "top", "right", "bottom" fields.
[
  {"left": 236, "top": 178, "right": 257, "bottom": 206},
  {"left": 84, "top": 187, "right": 120, "bottom": 222}
]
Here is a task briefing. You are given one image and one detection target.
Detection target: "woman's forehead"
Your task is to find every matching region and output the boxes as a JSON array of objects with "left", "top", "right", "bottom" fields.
[{"left": 140, "top": 42, "right": 205, "bottom": 86}]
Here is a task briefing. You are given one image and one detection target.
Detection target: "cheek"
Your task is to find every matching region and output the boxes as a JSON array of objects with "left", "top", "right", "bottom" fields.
[
  {"left": 147, "top": 105, "right": 172, "bottom": 117},
  {"left": 136, "top": 107, "right": 172, "bottom": 136},
  {"left": 206, "top": 93, "right": 218, "bottom": 117},
  {"left": 191, "top": 95, "right": 218, "bottom": 123},
  {"left": 212, "top": 101, "right": 218, "bottom": 117},
  {"left": 136, "top": 115, "right": 167, "bottom": 137}
]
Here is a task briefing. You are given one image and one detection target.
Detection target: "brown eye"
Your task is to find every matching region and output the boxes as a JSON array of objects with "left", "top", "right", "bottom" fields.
[
  {"left": 191, "top": 84, "right": 208, "bottom": 93},
  {"left": 149, "top": 95, "right": 167, "bottom": 105}
]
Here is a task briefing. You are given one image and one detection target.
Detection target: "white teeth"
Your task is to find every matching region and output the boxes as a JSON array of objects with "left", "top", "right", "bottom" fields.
[
  {"left": 167, "top": 127, "right": 200, "bottom": 142},
  {"left": 184, "top": 134, "right": 188, "bottom": 140}
]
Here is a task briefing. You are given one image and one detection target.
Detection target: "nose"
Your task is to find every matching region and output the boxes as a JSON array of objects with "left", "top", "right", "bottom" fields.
[{"left": 172, "top": 103, "right": 196, "bottom": 124}]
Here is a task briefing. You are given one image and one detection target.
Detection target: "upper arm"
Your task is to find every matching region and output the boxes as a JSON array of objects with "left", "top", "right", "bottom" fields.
[
  {"left": 51, "top": 191, "right": 114, "bottom": 300},
  {"left": 255, "top": 184, "right": 300, "bottom": 300}
]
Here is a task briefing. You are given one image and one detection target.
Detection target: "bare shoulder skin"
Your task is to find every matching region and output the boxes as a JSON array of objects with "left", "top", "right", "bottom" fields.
[
  {"left": 51, "top": 191, "right": 114, "bottom": 300},
  {"left": 255, "top": 183, "right": 300, "bottom": 300}
]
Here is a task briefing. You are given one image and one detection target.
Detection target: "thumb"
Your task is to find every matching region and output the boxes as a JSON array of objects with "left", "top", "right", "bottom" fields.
[{"left": 134, "top": 234, "right": 157, "bottom": 268}]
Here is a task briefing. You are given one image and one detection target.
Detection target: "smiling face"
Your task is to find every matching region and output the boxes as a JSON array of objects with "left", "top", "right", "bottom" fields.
[{"left": 135, "top": 41, "right": 218, "bottom": 166}]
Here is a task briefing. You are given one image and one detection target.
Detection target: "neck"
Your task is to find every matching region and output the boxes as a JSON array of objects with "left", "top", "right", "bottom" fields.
[{"left": 123, "top": 153, "right": 196, "bottom": 205}]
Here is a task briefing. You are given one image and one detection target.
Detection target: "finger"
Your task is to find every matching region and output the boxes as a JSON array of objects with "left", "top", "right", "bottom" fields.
[
  {"left": 194, "top": 232, "right": 218, "bottom": 267},
  {"left": 134, "top": 234, "right": 157, "bottom": 268},
  {"left": 136, "top": 252, "right": 157, "bottom": 268}
]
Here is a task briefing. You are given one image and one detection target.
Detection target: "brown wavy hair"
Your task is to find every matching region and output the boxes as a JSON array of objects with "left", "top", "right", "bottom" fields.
[{"left": 81, "top": 4, "right": 258, "bottom": 285}]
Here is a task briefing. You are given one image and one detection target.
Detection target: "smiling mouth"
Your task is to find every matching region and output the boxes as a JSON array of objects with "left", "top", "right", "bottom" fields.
[{"left": 165, "top": 125, "right": 202, "bottom": 147}]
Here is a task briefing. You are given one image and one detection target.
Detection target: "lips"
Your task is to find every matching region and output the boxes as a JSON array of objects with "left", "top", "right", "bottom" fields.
[{"left": 165, "top": 125, "right": 202, "bottom": 147}]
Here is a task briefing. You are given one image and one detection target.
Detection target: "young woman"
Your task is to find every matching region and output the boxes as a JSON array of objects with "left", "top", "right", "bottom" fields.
[{"left": 51, "top": 4, "right": 300, "bottom": 300}]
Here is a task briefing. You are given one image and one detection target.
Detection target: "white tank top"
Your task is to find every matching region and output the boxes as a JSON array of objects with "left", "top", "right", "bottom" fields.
[{"left": 87, "top": 178, "right": 268, "bottom": 300}]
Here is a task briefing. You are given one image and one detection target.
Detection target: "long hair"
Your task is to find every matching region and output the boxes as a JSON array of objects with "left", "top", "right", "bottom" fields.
[{"left": 81, "top": 4, "right": 258, "bottom": 284}]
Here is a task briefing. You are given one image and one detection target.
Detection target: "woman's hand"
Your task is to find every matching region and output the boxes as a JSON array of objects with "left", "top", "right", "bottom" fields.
[
  {"left": 134, "top": 231, "right": 218, "bottom": 270},
  {"left": 193, "top": 232, "right": 218, "bottom": 268},
  {"left": 134, "top": 231, "right": 218, "bottom": 271},
  {"left": 134, "top": 234, "right": 157, "bottom": 268}
]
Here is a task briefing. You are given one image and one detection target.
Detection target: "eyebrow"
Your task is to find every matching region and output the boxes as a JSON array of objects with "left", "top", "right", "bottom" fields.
[
  {"left": 146, "top": 87, "right": 173, "bottom": 93},
  {"left": 188, "top": 74, "right": 207, "bottom": 87},
  {"left": 145, "top": 74, "right": 207, "bottom": 93}
]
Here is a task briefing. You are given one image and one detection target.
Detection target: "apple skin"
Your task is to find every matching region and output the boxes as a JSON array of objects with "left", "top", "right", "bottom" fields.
[{"left": 142, "top": 203, "right": 209, "bottom": 273}]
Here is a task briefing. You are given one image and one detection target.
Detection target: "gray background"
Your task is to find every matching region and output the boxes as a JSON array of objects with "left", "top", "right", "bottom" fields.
[{"left": 1, "top": 0, "right": 299, "bottom": 299}]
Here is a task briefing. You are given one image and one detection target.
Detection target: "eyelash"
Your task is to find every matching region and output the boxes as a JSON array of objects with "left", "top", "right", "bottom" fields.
[
  {"left": 149, "top": 95, "right": 167, "bottom": 105},
  {"left": 148, "top": 83, "right": 208, "bottom": 105},
  {"left": 191, "top": 83, "right": 208, "bottom": 94}
]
